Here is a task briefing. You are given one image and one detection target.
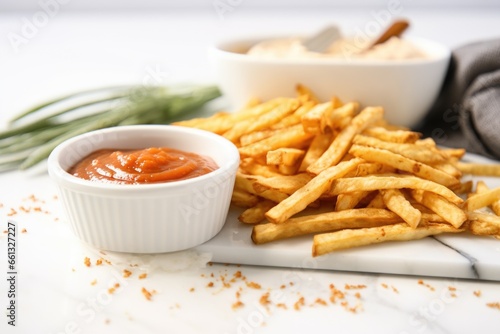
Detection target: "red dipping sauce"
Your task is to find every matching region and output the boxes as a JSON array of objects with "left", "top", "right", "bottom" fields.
[{"left": 69, "top": 147, "right": 219, "bottom": 184}]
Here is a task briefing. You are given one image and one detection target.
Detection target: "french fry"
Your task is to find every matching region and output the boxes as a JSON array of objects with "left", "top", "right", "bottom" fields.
[
  {"left": 307, "top": 106, "right": 383, "bottom": 174},
  {"left": 266, "top": 158, "right": 363, "bottom": 223},
  {"left": 349, "top": 144, "right": 459, "bottom": 187},
  {"left": 381, "top": 189, "right": 421, "bottom": 228},
  {"left": 298, "top": 132, "right": 332, "bottom": 172},
  {"left": 335, "top": 191, "right": 370, "bottom": 211},
  {"left": 240, "top": 158, "right": 282, "bottom": 177},
  {"left": 456, "top": 161, "right": 500, "bottom": 177},
  {"left": 476, "top": 181, "right": 500, "bottom": 215},
  {"left": 231, "top": 189, "right": 259, "bottom": 208},
  {"left": 296, "top": 83, "right": 320, "bottom": 103},
  {"left": 362, "top": 126, "right": 420, "bottom": 143},
  {"left": 312, "top": 222, "right": 463, "bottom": 256},
  {"left": 330, "top": 175, "right": 463, "bottom": 205},
  {"left": 238, "top": 200, "right": 276, "bottom": 224},
  {"left": 466, "top": 211, "right": 500, "bottom": 236},
  {"left": 252, "top": 208, "right": 401, "bottom": 244},
  {"left": 266, "top": 148, "right": 305, "bottom": 167},
  {"left": 411, "top": 190, "right": 467, "bottom": 228},
  {"left": 252, "top": 173, "right": 313, "bottom": 195},
  {"left": 463, "top": 186, "right": 500, "bottom": 211}
]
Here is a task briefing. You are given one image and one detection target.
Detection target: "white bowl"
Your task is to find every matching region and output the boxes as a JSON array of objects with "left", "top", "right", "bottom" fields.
[
  {"left": 48, "top": 125, "right": 239, "bottom": 253},
  {"left": 210, "top": 36, "right": 451, "bottom": 128}
]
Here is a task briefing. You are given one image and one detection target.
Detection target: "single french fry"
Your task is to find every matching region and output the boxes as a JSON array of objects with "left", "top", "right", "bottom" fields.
[
  {"left": 476, "top": 181, "right": 500, "bottom": 215},
  {"left": 312, "top": 222, "right": 463, "bottom": 256},
  {"left": 362, "top": 126, "right": 420, "bottom": 143},
  {"left": 450, "top": 180, "right": 473, "bottom": 195},
  {"left": 463, "top": 186, "right": 500, "bottom": 211},
  {"left": 298, "top": 132, "right": 333, "bottom": 172},
  {"left": 307, "top": 107, "right": 383, "bottom": 174},
  {"left": 367, "top": 191, "right": 385, "bottom": 209},
  {"left": 238, "top": 200, "right": 276, "bottom": 224},
  {"left": 330, "top": 175, "right": 463, "bottom": 205},
  {"left": 344, "top": 162, "right": 395, "bottom": 178},
  {"left": 456, "top": 162, "right": 500, "bottom": 177},
  {"left": 266, "top": 148, "right": 305, "bottom": 167},
  {"left": 296, "top": 83, "right": 320, "bottom": 103},
  {"left": 252, "top": 173, "right": 313, "bottom": 195},
  {"left": 411, "top": 190, "right": 467, "bottom": 228},
  {"left": 349, "top": 144, "right": 459, "bottom": 187},
  {"left": 335, "top": 191, "right": 370, "bottom": 211},
  {"left": 240, "top": 158, "right": 282, "bottom": 177},
  {"left": 231, "top": 189, "right": 260, "bottom": 208},
  {"left": 252, "top": 208, "right": 401, "bottom": 244},
  {"left": 265, "top": 158, "right": 363, "bottom": 223},
  {"left": 238, "top": 124, "right": 314, "bottom": 158},
  {"left": 381, "top": 189, "right": 421, "bottom": 228}
]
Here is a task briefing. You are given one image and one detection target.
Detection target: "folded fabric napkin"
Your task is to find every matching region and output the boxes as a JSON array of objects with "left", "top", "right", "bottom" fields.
[{"left": 418, "top": 38, "right": 500, "bottom": 159}]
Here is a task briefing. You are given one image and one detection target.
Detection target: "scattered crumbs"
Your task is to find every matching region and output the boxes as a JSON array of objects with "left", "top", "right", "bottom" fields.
[
  {"left": 417, "top": 279, "right": 435, "bottom": 291},
  {"left": 3, "top": 230, "right": 7, "bottom": 234},
  {"left": 53, "top": 195, "right": 58, "bottom": 200},
  {"left": 246, "top": 281, "right": 261, "bottom": 289},
  {"left": 138, "top": 273, "right": 148, "bottom": 280},
  {"left": 189, "top": 287, "right": 195, "bottom": 292},
  {"left": 21, "top": 228, "right": 27, "bottom": 233},
  {"left": 259, "top": 292, "right": 271, "bottom": 310},
  {"left": 448, "top": 286, "right": 458, "bottom": 298},
  {"left": 392, "top": 286, "right": 399, "bottom": 294},
  {"left": 71, "top": 268, "right": 76, "bottom": 272},
  {"left": 280, "top": 284, "right": 286, "bottom": 289},
  {"left": 104, "top": 319, "right": 110, "bottom": 325},
  {"left": 123, "top": 269, "right": 132, "bottom": 278},
  {"left": 96, "top": 258, "right": 103, "bottom": 266},
  {"left": 276, "top": 303, "right": 287, "bottom": 309},
  {"left": 90, "top": 279, "right": 97, "bottom": 286},
  {"left": 207, "top": 282, "right": 214, "bottom": 288},
  {"left": 7, "top": 208, "right": 17, "bottom": 216},
  {"left": 313, "top": 298, "right": 327, "bottom": 306},
  {"left": 141, "top": 287, "right": 153, "bottom": 301},
  {"left": 354, "top": 292, "right": 361, "bottom": 299},
  {"left": 0, "top": 203, "right": 3, "bottom": 208},
  {"left": 232, "top": 300, "right": 245, "bottom": 310},
  {"left": 487, "top": 302, "right": 500, "bottom": 311},
  {"left": 345, "top": 284, "right": 367, "bottom": 290},
  {"left": 329, "top": 284, "right": 345, "bottom": 304},
  {"left": 293, "top": 296, "right": 305, "bottom": 311},
  {"left": 108, "top": 287, "right": 116, "bottom": 294},
  {"left": 84, "top": 257, "right": 91, "bottom": 267},
  {"left": 381, "top": 283, "right": 389, "bottom": 289},
  {"left": 207, "top": 262, "right": 213, "bottom": 266},
  {"left": 104, "top": 259, "right": 112, "bottom": 265},
  {"left": 474, "top": 290, "right": 482, "bottom": 298}
]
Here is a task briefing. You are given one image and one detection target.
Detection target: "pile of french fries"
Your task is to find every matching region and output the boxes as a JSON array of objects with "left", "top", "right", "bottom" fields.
[{"left": 174, "top": 85, "right": 500, "bottom": 257}]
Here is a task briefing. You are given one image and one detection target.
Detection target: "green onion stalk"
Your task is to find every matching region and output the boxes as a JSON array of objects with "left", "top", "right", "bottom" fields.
[{"left": 0, "top": 84, "right": 221, "bottom": 171}]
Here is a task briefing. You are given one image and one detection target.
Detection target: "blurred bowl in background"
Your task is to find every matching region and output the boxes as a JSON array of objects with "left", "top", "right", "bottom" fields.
[{"left": 210, "top": 36, "right": 450, "bottom": 128}]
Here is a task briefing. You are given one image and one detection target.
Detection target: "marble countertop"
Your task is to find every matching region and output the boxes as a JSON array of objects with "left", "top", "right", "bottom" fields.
[{"left": 1, "top": 6, "right": 500, "bottom": 334}]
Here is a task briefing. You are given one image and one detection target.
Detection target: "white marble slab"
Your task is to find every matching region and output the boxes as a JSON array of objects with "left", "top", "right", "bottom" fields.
[{"left": 196, "top": 156, "right": 500, "bottom": 282}]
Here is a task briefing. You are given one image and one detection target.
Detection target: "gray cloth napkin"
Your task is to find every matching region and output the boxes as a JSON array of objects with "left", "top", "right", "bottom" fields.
[{"left": 419, "top": 38, "right": 500, "bottom": 159}]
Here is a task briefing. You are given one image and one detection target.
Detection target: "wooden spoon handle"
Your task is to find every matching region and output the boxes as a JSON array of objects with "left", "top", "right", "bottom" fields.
[{"left": 370, "top": 19, "right": 410, "bottom": 47}]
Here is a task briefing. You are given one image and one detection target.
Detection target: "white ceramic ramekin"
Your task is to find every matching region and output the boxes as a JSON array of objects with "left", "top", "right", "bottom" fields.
[{"left": 48, "top": 125, "right": 239, "bottom": 253}]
